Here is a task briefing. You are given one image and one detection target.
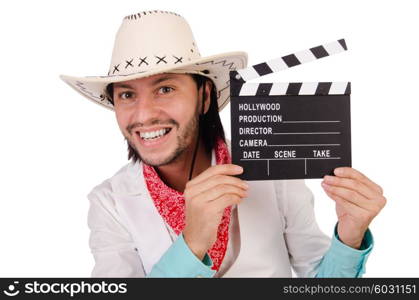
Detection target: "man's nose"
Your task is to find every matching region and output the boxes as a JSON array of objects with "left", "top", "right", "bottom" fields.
[{"left": 132, "top": 95, "right": 160, "bottom": 124}]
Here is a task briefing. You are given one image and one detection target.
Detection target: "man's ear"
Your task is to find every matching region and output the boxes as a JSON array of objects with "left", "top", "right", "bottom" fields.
[{"left": 203, "top": 80, "right": 213, "bottom": 115}]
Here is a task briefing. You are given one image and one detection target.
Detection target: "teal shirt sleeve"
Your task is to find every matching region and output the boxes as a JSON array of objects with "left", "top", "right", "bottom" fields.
[
  {"left": 315, "top": 223, "right": 374, "bottom": 278},
  {"left": 147, "top": 233, "right": 216, "bottom": 278}
]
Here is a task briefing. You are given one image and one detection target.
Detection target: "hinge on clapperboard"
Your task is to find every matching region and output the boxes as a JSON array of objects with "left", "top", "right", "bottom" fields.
[{"left": 229, "top": 39, "right": 352, "bottom": 181}]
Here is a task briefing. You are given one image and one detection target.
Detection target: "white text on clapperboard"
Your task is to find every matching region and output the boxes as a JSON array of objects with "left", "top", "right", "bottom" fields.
[{"left": 238, "top": 102, "right": 334, "bottom": 160}]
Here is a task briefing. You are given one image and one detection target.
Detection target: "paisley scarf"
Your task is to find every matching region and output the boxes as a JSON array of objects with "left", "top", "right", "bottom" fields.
[{"left": 142, "top": 137, "right": 232, "bottom": 271}]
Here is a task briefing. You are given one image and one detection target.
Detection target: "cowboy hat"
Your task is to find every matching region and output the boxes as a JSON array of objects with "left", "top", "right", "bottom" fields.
[{"left": 59, "top": 10, "right": 248, "bottom": 111}]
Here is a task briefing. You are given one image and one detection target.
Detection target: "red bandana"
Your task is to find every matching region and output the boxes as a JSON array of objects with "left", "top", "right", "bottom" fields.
[{"left": 142, "top": 137, "right": 232, "bottom": 271}]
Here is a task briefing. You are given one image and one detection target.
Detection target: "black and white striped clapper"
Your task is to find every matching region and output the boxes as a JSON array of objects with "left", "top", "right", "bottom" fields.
[{"left": 230, "top": 39, "right": 351, "bottom": 181}]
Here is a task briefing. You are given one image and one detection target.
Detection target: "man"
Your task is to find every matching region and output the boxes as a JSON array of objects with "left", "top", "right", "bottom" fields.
[{"left": 60, "top": 10, "right": 386, "bottom": 277}]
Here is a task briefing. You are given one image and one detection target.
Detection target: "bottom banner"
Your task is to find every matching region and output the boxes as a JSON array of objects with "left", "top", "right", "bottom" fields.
[{"left": 0, "top": 278, "right": 417, "bottom": 299}]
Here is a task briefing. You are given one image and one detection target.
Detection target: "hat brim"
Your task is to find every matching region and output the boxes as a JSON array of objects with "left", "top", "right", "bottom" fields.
[{"left": 60, "top": 51, "right": 247, "bottom": 112}]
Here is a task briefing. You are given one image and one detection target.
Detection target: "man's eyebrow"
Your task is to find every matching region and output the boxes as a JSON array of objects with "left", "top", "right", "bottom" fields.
[
  {"left": 150, "top": 74, "right": 181, "bottom": 86},
  {"left": 113, "top": 83, "right": 135, "bottom": 89}
]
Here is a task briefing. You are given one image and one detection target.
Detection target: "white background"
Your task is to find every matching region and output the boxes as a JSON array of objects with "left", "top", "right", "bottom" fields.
[{"left": 1, "top": 0, "right": 418, "bottom": 277}]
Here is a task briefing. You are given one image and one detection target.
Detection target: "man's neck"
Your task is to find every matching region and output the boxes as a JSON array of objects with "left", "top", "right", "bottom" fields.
[{"left": 154, "top": 138, "right": 212, "bottom": 193}]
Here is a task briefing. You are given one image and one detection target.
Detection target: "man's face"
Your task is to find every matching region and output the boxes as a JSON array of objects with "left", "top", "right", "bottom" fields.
[{"left": 113, "top": 73, "right": 202, "bottom": 167}]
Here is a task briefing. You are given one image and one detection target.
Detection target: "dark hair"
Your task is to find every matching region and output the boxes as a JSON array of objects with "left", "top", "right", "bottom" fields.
[{"left": 105, "top": 73, "right": 225, "bottom": 163}]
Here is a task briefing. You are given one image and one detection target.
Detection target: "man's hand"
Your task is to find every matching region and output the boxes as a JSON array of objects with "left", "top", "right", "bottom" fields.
[
  {"left": 183, "top": 164, "right": 248, "bottom": 260},
  {"left": 321, "top": 167, "right": 386, "bottom": 249}
]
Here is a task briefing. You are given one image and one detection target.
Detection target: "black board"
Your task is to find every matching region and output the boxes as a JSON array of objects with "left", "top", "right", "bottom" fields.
[{"left": 230, "top": 74, "right": 351, "bottom": 181}]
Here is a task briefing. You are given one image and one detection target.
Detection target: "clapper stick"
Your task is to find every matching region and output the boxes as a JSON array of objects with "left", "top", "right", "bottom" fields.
[
  {"left": 234, "top": 39, "right": 348, "bottom": 82},
  {"left": 229, "top": 39, "right": 352, "bottom": 181}
]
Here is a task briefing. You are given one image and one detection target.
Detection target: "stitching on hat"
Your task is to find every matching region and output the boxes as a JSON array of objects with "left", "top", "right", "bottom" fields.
[
  {"left": 124, "top": 10, "right": 182, "bottom": 20},
  {"left": 100, "top": 71, "right": 147, "bottom": 78},
  {"left": 139, "top": 56, "right": 149, "bottom": 67},
  {"left": 125, "top": 58, "right": 134, "bottom": 69},
  {"left": 125, "top": 59, "right": 134, "bottom": 69},
  {"left": 173, "top": 55, "right": 183, "bottom": 64},
  {"left": 112, "top": 64, "right": 120, "bottom": 74},
  {"left": 196, "top": 59, "right": 236, "bottom": 71},
  {"left": 75, "top": 81, "right": 109, "bottom": 104},
  {"left": 155, "top": 55, "right": 167, "bottom": 64},
  {"left": 109, "top": 54, "right": 191, "bottom": 74}
]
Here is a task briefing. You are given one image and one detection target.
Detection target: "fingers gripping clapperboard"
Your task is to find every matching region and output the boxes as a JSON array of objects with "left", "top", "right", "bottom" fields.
[{"left": 230, "top": 39, "right": 351, "bottom": 181}]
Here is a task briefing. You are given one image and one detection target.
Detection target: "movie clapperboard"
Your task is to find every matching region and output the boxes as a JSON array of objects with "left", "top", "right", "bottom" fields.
[{"left": 230, "top": 39, "right": 351, "bottom": 181}]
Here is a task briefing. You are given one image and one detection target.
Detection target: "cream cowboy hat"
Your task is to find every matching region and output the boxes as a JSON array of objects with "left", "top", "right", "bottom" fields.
[{"left": 60, "top": 10, "right": 248, "bottom": 111}]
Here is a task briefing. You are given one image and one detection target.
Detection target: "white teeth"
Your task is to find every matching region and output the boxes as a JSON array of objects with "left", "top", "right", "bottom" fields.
[{"left": 139, "top": 128, "right": 169, "bottom": 140}]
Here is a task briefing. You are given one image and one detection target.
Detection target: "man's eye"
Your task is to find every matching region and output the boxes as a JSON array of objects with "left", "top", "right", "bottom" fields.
[
  {"left": 158, "top": 86, "right": 174, "bottom": 94},
  {"left": 118, "top": 91, "right": 134, "bottom": 100}
]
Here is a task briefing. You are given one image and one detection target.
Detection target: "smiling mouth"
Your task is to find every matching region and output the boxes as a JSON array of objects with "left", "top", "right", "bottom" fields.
[{"left": 136, "top": 128, "right": 172, "bottom": 141}]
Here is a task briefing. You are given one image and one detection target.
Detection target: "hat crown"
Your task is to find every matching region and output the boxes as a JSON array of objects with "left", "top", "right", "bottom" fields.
[
  {"left": 108, "top": 10, "right": 201, "bottom": 76},
  {"left": 59, "top": 10, "right": 247, "bottom": 112}
]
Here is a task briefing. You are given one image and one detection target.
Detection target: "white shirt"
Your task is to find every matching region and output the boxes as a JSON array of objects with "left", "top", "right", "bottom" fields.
[{"left": 87, "top": 140, "right": 333, "bottom": 277}]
